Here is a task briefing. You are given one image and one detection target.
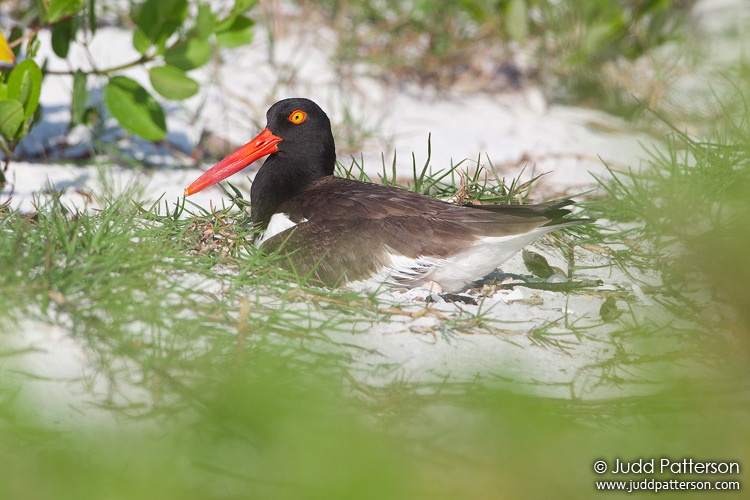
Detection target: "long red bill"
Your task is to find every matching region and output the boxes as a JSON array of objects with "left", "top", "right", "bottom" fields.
[{"left": 184, "top": 127, "right": 282, "bottom": 196}]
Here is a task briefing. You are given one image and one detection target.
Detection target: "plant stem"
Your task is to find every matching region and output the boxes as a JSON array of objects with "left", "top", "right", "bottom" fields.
[
  {"left": 45, "top": 55, "right": 153, "bottom": 76},
  {"left": 8, "top": 14, "right": 77, "bottom": 49},
  {"left": 8, "top": 12, "right": 153, "bottom": 77}
]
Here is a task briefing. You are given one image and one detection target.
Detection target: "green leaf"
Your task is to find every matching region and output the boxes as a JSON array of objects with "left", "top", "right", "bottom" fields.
[
  {"left": 51, "top": 17, "right": 77, "bottom": 58},
  {"left": 47, "top": 0, "right": 84, "bottom": 23},
  {"left": 164, "top": 38, "right": 211, "bottom": 71},
  {"left": 215, "top": 0, "right": 256, "bottom": 33},
  {"left": 149, "top": 65, "right": 199, "bottom": 100},
  {"left": 0, "top": 99, "right": 24, "bottom": 141},
  {"left": 8, "top": 27, "right": 23, "bottom": 60},
  {"left": 71, "top": 70, "right": 88, "bottom": 127},
  {"left": 7, "top": 59, "right": 43, "bottom": 120},
  {"left": 87, "top": 0, "right": 97, "bottom": 34},
  {"left": 103, "top": 76, "right": 166, "bottom": 141},
  {"left": 133, "top": 0, "right": 188, "bottom": 45},
  {"left": 195, "top": 3, "right": 215, "bottom": 40},
  {"left": 215, "top": 15, "right": 254, "bottom": 48},
  {"left": 214, "top": 0, "right": 257, "bottom": 33},
  {"left": 232, "top": 0, "right": 258, "bottom": 15},
  {"left": 132, "top": 28, "right": 151, "bottom": 55}
]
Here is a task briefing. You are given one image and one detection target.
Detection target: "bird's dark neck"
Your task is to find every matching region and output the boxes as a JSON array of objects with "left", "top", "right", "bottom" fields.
[{"left": 250, "top": 151, "right": 335, "bottom": 229}]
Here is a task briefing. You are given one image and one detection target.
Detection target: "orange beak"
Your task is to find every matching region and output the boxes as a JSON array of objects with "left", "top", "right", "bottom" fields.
[{"left": 184, "top": 127, "right": 283, "bottom": 196}]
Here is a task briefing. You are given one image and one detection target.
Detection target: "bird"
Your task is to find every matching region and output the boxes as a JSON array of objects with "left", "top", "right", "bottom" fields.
[{"left": 185, "top": 98, "right": 590, "bottom": 293}]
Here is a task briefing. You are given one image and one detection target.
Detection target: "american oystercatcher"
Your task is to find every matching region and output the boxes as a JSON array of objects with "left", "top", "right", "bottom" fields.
[{"left": 185, "top": 98, "right": 589, "bottom": 292}]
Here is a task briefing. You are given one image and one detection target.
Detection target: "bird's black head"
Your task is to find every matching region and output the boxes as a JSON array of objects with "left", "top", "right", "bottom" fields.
[
  {"left": 184, "top": 97, "right": 337, "bottom": 227},
  {"left": 185, "top": 97, "right": 337, "bottom": 199},
  {"left": 264, "top": 98, "right": 336, "bottom": 177},
  {"left": 244, "top": 98, "right": 337, "bottom": 227}
]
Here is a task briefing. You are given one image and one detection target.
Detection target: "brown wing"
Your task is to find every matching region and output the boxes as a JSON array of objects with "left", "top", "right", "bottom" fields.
[{"left": 259, "top": 177, "right": 571, "bottom": 285}]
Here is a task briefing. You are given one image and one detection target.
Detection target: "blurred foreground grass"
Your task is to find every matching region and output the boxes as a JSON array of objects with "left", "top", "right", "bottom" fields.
[
  {"left": 1, "top": 356, "right": 746, "bottom": 498},
  {"left": 2, "top": 87, "right": 750, "bottom": 500},
  {"left": 2, "top": 158, "right": 748, "bottom": 497}
]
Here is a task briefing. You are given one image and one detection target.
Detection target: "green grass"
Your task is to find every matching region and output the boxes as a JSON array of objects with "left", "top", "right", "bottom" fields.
[
  {"left": 338, "top": 134, "right": 552, "bottom": 206},
  {"left": 586, "top": 102, "right": 750, "bottom": 354},
  {"left": 2, "top": 94, "right": 750, "bottom": 498}
]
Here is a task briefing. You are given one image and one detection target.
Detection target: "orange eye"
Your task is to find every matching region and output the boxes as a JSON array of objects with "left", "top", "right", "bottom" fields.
[{"left": 288, "top": 110, "right": 307, "bottom": 124}]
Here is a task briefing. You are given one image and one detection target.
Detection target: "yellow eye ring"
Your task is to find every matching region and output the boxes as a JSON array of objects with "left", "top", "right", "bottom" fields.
[{"left": 288, "top": 110, "right": 307, "bottom": 124}]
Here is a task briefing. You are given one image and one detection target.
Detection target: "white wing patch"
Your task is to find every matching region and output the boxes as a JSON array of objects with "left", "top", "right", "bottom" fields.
[
  {"left": 255, "top": 213, "right": 307, "bottom": 248},
  {"left": 348, "top": 224, "right": 564, "bottom": 293},
  {"left": 347, "top": 253, "right": 445, "bottom": 292},
  {"left": 383, "top": 253, "right": 444, "bottom": 284},
  {"left": 428, "top": 225, "right": 561, "bottom": 291}
]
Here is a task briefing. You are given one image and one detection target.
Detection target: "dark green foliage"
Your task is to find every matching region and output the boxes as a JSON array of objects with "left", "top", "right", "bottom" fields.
[
  {"left": 0, "top": 59, "right": 43, "bottom": 175},
  {"left": 0, "top": 0, "right": 257, "bottom": 174},
  {"left": 304, "top": 0, "right": 689, "bottom": 111}
]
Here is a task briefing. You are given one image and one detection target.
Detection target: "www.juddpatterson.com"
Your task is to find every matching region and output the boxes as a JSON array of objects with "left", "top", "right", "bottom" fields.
[
  {"left": 595, "top": 478, "right": 740, "bottom": 493},
  {"left": 592, "top": 458, "right": 741, "bottom": 493}
]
